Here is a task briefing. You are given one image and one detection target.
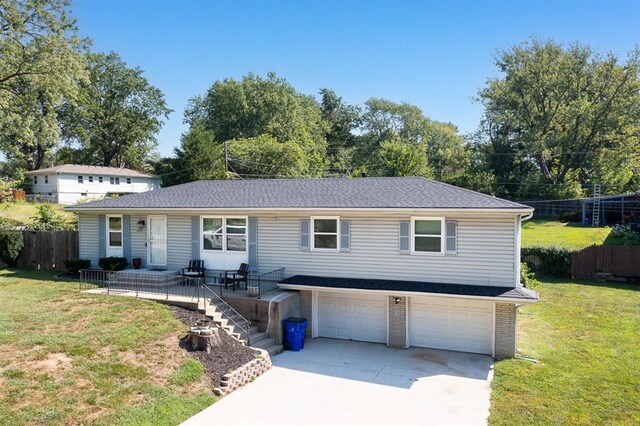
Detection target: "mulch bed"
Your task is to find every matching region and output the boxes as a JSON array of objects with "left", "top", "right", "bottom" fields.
[{"left": 170, "top": 306, "right": 259, "bottom": 387}]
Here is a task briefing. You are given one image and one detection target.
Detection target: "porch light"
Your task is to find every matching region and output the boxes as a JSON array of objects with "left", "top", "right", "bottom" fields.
[
  {"left": 393, "top": 297, "right": 401, "bottom": 304},
  {"left": 137, "top": 219, "right": 146, "bottom": 231}
]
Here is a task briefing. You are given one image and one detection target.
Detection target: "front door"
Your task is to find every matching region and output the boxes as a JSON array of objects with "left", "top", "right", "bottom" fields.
[{"left": 147, "top": 216, "right": 167, "bottom": 266}]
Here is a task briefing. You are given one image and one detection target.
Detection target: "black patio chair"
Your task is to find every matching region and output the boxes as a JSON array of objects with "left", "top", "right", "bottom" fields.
[
  {"left": 180, "top": 260, "right": 206, "bottom": 285},
  {"left": 225, "top": 262, "right": 250, "bottom": 291}
]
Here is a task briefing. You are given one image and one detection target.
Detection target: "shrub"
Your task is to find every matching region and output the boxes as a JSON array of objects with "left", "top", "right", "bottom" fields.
[
  {"left": 610, "top": 224, "right": 640, "bottom": 246},
  {"left": 559, "top": 211, "right": 581, "bottom": 223},
  {"left": 64, "top": 259, "right": 91, "bottom": 275},
  {"left": 0, "top": 217, "right": 26, "bottom": 230},
  {"left": 28, "top": 205, "right": 75, "bottom": 231},
  {"left": 520, "top": 262, "right": 538, "bottom": 288},
  {"left": 521, "top": 245, "right": 573, "bottom": 277},
  {"left": 98, "top": 256, "right": 128, "bottom": 271},
  {"left": 0, "top": 231, "right": 24, "bottom": 267}
]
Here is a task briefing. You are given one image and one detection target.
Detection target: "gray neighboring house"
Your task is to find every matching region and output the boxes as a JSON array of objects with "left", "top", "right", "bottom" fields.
[{"left": 67, "top": 177, "right": 538, "bottom": 358}]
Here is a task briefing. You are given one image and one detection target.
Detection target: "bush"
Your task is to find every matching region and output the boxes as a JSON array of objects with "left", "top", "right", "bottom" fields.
[
  {"left": 0, "top": 217, "right": 26, "bottom": 230},
  {"left": 28, "top": 205, "right": 75, "bottom": 231},
  {"left": 522, "top": 245, "right": 573, "bottom": 277},
  {"left": 64, "top": 259, "right": 91, "bottom": 275},
  {"left": 559, "top": 211, "right": 581, "bottom": 223},
  {"left": 520, "top": 262, "right": 538, "bottom": 288},
  {"left": 0, "top": 231, "right": 24, "bottom": 267},
  {"left": 98, "top": 256, "right": 128, "bottom": 271},
  {"left": 610, "top": 224, "right": 640, "bottom": 246}
]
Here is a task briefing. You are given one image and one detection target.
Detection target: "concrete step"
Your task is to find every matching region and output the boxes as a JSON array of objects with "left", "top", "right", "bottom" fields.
[{"left": 260, "top": 343, "right": 284, "bottom": 356}]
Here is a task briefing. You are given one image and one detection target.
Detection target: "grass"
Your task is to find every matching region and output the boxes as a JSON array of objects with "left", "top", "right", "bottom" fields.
[
  {"left": 0, "top": 202, "right": 75, "bottom": 224},
  {"left": 490, "top": 279, "right": 640, "bottom": 425},
  {"left": 522, "top": 220, "right": 612, "bottom": 249},
  {"left": 0, "top": 269, "right": 215, "bottom": 425}
]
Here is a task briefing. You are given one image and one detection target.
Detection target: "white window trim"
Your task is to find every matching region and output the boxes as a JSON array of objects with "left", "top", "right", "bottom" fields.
[
  {"left": 311, "top": 216, "right": 340, "bottom": 252},
  {"left": 106, "top": 214, "right": 123, "bottom": 249},
  {"left": 410, "top": 217, "right": 445, "bottom": 255},
  {"left": 147, "top": 215, "right": 167, "bottom": 266},
  {"left": 445, "top": 220, "right": 458, "bottom": 255},
  {"left": 201, "top": 215, "right": 248, "bottom": 253}
]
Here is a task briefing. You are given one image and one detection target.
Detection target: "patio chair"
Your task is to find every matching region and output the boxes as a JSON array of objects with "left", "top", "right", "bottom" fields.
[
  {"left": 180, "top": 260, "right": 206, "bottom": 285},
  {"left": 225, "top": 262, "right": 250, "bottom": 291}
]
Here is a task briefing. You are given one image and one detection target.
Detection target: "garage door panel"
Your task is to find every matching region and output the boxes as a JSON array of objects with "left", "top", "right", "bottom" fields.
[
  {"left": 318, "top": 292, "right": 387, "bottom": 344},
  {"left": 410, "top": 296, "right": 493, "bottom": 355}
]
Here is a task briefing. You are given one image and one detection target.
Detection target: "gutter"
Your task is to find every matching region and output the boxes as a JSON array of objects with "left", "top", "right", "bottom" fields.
[
  {"left": 277, "top": 283, "right": 539, "bottom": 305},
  {"left": 65, "top": 206, "right": 536, "bottom": 214}
]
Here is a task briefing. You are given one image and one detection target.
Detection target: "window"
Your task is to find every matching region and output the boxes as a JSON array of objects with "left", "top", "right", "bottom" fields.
[
  {"left": 98, "top": 176, "right": 103, "bottom": 183},
  {"left": 202, "top": 217, "right": 247, "bottom": 252},
  {"left": 80, "top": 192, "right": 87, "bottom": 197},
  {"left": 44, "top": 175, "right": 48, "bottom": 184},
  {"left": 78, "top": 175, "right": 83, "bottom": 183},
  {"left": 107, "top": 215, "right": 123, "bottom": 248},
  {"left": 115, "top": 177, "right": 120, "bottom": 185},
  {"left": 411, "top": 217, "right": 444, "bottom": 254},
  {"left": 311, "top": 217, "right": 339, "bottom": 251},
  {"left": 126, "top": 178, "right": 131, "bottom": 184},
  {"left": 88, "top": 176, "right": 93, "bottom": 183},
  {"left": 110, "top": 177, "right": 114, "bottom": 185},
  {"left": 33, "top": 176, "right": 38, "bottom": 185}
]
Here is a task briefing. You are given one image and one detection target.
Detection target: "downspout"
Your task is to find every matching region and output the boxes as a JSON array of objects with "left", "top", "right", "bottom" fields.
[{"left": 515, "top": 211, "right": 533, "bottom": 286}]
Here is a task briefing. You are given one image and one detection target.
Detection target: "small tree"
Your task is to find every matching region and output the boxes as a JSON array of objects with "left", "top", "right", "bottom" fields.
[
  {"left": 0, "top": 231, "right": 24, "bottom": 267},
  {"left": 29, "top": 205, "right": 74, "bottom": 231}
]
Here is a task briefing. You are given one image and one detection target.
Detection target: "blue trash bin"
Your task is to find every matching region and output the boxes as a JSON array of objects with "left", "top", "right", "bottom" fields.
[{"left": 283, "top": 317, "right": 308, "bottom": 351}]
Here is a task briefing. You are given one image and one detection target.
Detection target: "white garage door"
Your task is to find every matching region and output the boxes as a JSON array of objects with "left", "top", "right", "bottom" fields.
[
  {"left": 410, "top": 296, "right": 493, "bottom": 355},
  {"left": 317, "top": 291, "right": 387, "bottom": 344}
]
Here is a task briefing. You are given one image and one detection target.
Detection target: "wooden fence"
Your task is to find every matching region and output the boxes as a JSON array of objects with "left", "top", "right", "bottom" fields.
[
  {"left": 571, "top": 244, "right": 640, "bottom": 279},
  {"left": 4, "top": 231, "right": 79, "bottom": 271}
]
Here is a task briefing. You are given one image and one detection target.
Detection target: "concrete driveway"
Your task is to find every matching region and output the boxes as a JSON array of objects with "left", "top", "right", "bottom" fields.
[{"left": 182, "top": 339, "right": 494, "bottom": 426}]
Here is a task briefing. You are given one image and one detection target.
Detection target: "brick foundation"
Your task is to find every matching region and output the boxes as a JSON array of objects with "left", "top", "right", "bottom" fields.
[
  {"left": 388, "top": 296, "right": 407, "bottom": 348},
  {"left": 494, "top": 303, "right": 517, "bottom": 358}
]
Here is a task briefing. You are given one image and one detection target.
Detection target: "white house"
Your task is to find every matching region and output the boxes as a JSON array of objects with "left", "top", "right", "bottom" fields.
[
  {"left": 68, "top": 177, "right": 538, "bottom": 358},
  {"left": 26, "top": 164, "right": 161, "bottom": 205}
]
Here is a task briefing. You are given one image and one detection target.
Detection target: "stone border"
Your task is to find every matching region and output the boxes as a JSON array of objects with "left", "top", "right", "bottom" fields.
[{"left": 213, "top": 348, "right": 272, "bottom": 396}]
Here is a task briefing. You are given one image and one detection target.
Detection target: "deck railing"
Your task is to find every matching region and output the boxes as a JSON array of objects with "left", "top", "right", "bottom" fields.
[
  {"left": 79, "top": 269, "right": 201, "bottom": 300},
  {"left": 217, "top": 267, "right": 285, "bottom": 298}
]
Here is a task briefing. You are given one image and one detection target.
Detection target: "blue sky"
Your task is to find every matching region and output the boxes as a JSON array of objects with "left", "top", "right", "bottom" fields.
[{"left": 73, "top": 0, "right": 640, "bottom": 157}]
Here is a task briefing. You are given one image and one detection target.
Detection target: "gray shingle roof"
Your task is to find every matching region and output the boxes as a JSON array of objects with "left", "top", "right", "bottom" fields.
[
  {"left": 280, "top": 275, "right": 539, "bottom": 301},
  {"left": 69, "top": 177, "right": 532, "bottom": 210},
  {"left": 25, "top": 164, "right": 158, "bottom": 178}
]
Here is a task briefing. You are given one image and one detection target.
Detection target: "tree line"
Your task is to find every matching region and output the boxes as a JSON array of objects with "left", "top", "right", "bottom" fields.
[{"left": 1, "top": 0, "right": 639, "bottom": 201}]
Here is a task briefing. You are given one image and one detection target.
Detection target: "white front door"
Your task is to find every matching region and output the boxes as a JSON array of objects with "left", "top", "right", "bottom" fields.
[
  {"left": 409, "top": 296, "right": 493, "bottom": 355},
  {"left": 147, "top": 216, "right": 167, "bottom": 266},
  {"left": 317, "top": 291, "right": 387, "bottom": 344}
]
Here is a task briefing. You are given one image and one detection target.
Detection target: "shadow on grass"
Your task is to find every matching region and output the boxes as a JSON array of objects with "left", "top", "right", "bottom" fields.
[
  {"left": 0, "top": 267, "right": 71, "bottom": 283},
  {"left": 535, "top": 275, "right": 640, "bottom": 291}
]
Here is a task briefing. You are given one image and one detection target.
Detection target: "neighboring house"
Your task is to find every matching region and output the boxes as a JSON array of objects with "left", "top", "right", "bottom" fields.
[
  {"left": 67, "top": 177, "right": 538, "bottom": 358},
  {"left": 26, "top": 164, "right": 161, "bottom": 205}
]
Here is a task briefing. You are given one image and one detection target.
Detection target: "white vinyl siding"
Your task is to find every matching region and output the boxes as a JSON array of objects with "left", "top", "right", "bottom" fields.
[
  {"left": 78, "top": 214, "right": 99, "bottom": 267},
  {"left": 259, "top": 213, "right": 516, "bottom": 287},
  {"left": 166, "top": 216, "right": 192, "bottom": 270},
  {"left": 130, "top": 216, "right": 147, "bottom": 265}
]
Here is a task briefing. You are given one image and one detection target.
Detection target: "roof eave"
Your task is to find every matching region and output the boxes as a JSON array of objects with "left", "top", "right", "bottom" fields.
[
  {"left": 65, "top": 206, "right": 535, "bottom": 213},
  {"left": 277, "top": 283, "right": 539, "bottom": 304}
]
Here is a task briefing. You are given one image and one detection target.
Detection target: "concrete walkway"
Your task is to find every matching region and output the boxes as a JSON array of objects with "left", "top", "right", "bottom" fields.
[{"left": 182, "top": 339, "right": 494, "bottom": 426}]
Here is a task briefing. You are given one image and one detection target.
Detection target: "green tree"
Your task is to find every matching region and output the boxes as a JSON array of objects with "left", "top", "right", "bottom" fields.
[
  {"left": 59, "top": 52, "right": 171, "bottom": 169},
  {"left": 0, "top": 0, "right": 88, "bottom": 170},
  {"left": 371, "top": 139, "right": 431, "bottom": 177},
  {"left": 165, "top": 124, "right": 224, "bottom": 185},
  {"left": 319, "top": 88, "right": 361, "bottom": 176},
  {"left": 478, "top": 39, "right": 640, "bottom": 199},
  {"left": 185, "top": 72, "right": 327, "bottom": 176},
  {"left": 28, "top": 204, "right": 73, "bottom": 230},
  {"left": 227, "top": 134, "right": 308, "bottom": 178}
]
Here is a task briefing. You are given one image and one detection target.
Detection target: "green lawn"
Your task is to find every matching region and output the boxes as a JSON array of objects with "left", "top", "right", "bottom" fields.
[
  {"left": 0, "top": 269, "right": 215, "bottom": 425},
  {"left": 0, "top": 202, "right": 75, "bottom": 224},
  {"left": 522, "top": 220, "right": 612, "bottom": 249},
  {"left": 490, "top": 279, "right": 640, "bottom": 425}
]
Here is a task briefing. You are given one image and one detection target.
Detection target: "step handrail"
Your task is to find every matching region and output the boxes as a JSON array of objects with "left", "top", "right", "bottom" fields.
[{"left": 200, "top": 282, "right": 251, "bottom": 346}]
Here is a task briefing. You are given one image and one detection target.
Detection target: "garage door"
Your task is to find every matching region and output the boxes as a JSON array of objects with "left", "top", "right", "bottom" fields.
[
  {"left": 318, "top": 291, "right": 387, "bottom": 343},
  {"left": 410, "top": 297, "right": 493, "bottom": 354}
]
